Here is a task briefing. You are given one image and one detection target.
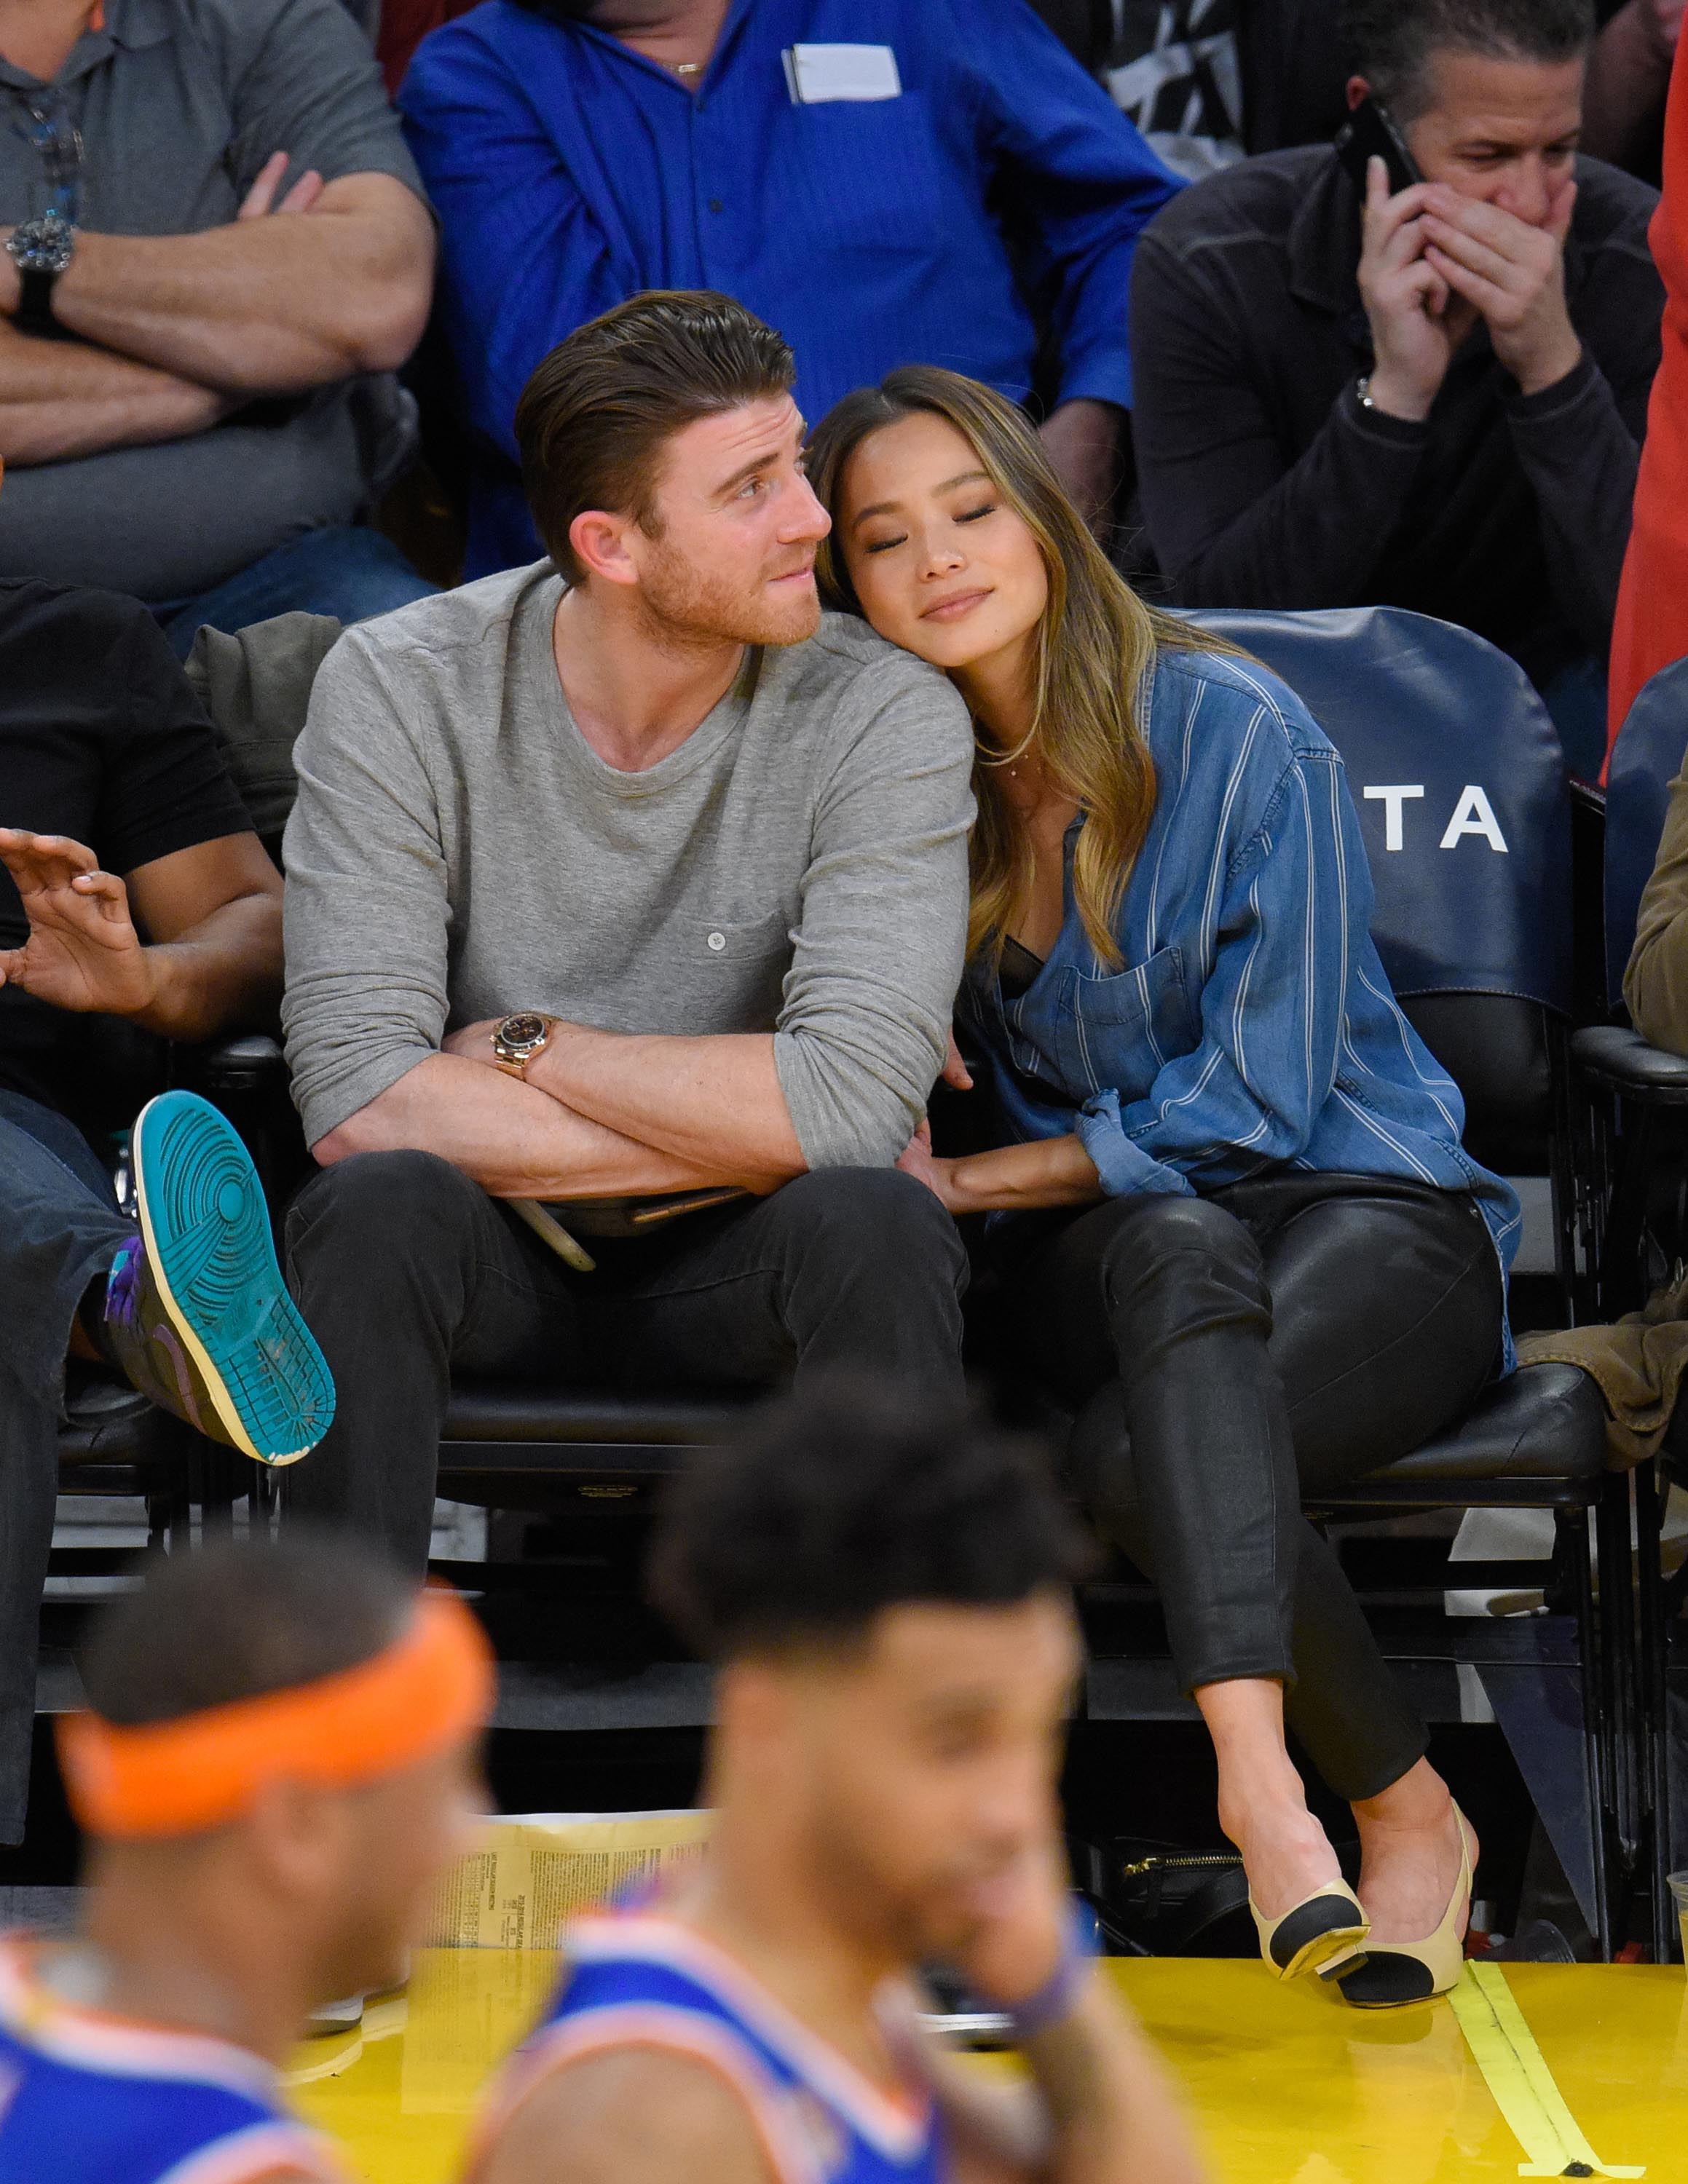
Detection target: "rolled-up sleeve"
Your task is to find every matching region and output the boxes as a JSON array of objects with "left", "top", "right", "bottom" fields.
[
  {"left": 1078, "top": 751, "right": 1360, "bottom": 1190},
  {"left": 280, "top": 635, "right": 450, "bottom": 1148},
  {"left": 773, "top": 667, "right": 975, "bottom": 1169}
]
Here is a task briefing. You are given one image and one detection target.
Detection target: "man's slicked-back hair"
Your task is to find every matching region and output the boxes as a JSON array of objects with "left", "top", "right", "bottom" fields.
[
  {"left": 648, "top": 1379, "right": 1093, "bottom": 1661},
  {"left": 514, "top": 289, "right": 797, "bottom": 583},
  {"left": 79, "top": 1530, "right": 415, "bottom": 1728},
  {"left": 1342, "top": 0, "right": 1594, "bottom": 120}
]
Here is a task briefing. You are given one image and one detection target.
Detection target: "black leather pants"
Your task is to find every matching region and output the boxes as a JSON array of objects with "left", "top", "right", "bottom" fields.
[{"left": 996, "top": 1173, "right": 1504, "bottom": 1802}]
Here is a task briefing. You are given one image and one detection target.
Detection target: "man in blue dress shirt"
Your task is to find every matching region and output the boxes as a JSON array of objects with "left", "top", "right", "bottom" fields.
[{"left": 401, "top": 0, "right": 1181, "bottom": 575}]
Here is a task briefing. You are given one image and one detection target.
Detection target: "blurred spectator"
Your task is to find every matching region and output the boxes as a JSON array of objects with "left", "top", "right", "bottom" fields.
[
  {"left": 1585, "top": 0, "right": 1683, "bottom": 180},
  {"left": 1062, "top": 0, "right": 1671, "bottom": 177},
  {"left": 1608, "top": 27, "right": 1688, "bottom": 767},
  {"left": 1616, "top": 43, "right": 1688, "bottom": 1036},
  {"left": 378, "top": 0, "right": 476, "bottom": 95},
  {"left": 0, "top": 0, "right": 438, "bottom": 656},
  {"left": 1130, "top": 0, "right": 1661, "bottom": 781},
  {"left": 1073, "top": 0, "right": 1356, "bottom": 174},
  {"left": 0, "top": 563, "right": 318, "bottom": 1845},
  {"left": 400, "top": 0, "right": 1182, "bottom": 574},
  {"left": 1091, "top": 0, "right": 1250, "bottom": 178},
  {"left": 1625, "top": 745, "right": 1688, "bottom": 1051}
]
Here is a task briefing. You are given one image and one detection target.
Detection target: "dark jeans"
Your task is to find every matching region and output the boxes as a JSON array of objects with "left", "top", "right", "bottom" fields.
[
  {"left": 997, "top": 1173, "right": 1504, "bottom": 1803},
  {"left": 154, "top": 526, "right": 435, "bottom": 661},
  {"left": 0, "top": 1091, "right": 135, "bottom": 1842},
  {"left": 283, "top": 1152, "right": 970, "bottom": 1568}
]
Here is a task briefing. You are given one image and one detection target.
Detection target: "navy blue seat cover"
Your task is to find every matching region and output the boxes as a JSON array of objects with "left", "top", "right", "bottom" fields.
[
  {"left": 1604, "top": 655, "right": 1688, "bottom": 1013},
  {"left": 1185, "top": 606, "right": 1571, "bottom": 1014}
]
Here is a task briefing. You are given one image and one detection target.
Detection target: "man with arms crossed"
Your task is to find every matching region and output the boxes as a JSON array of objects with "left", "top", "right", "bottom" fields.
[
  {"left": 0, "top": 0, "right": 436, "bottom": 648},
  {"left": 470, "top": 1382, "right": 1207, "bottom": 2184},
  {"left": 282, "top": 291, "right": 974, "bottom": 1567},
  {"left": 0, "top": 1533, "right": 492, "bottom": 2179}
]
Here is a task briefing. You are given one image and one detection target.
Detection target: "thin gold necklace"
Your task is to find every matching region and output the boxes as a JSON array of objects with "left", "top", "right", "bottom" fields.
[{"left": 974, "top": 722, "right": 1038, "bottom": 771}]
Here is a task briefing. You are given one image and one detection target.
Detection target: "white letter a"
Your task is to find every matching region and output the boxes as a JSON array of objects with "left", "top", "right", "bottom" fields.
[{"left": 1440, "top": 786, "right": 1508, "bottom": 852}]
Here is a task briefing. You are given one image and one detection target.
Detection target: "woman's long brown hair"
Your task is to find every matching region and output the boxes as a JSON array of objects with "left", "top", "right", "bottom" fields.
[{"left": 807, "top": 367, "right": 1218, "bottom": 971}]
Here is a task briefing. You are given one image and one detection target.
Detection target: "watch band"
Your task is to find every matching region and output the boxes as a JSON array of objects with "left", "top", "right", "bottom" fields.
[{"left": 15, "top": 265, "right": 59, "bottom": 336}]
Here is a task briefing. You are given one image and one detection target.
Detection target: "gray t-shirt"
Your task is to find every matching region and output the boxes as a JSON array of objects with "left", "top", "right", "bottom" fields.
[
  {"left": 281, "top": 564, "right": 977, "bottom": 1168},
  {"left": 0, "top": 0, "right": 426, "bottom": 600}
]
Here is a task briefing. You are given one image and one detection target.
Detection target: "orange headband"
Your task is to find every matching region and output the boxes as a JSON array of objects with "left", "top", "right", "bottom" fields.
[{"left": 57, "top": 1587, "right": 494, "bottom": 1839}]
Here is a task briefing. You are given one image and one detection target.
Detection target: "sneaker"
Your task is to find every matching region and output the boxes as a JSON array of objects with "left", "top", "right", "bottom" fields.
[{"left": 103, "top": 1091, "right": 334, "bottom": 1465}]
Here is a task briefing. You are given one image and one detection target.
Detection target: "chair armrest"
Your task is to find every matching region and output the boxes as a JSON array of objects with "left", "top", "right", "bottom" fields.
[
  {"left": 1571, "top": 1024, "right": 1688, "bottom": 1102},
  {"left": 186, "top": 1032, "right": 287, "bottom": 1096}
]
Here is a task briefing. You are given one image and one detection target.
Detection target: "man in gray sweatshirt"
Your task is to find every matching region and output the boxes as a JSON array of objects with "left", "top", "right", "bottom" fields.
[{"left": 280, "top": 291, "right": 976, "bottom": 1564}]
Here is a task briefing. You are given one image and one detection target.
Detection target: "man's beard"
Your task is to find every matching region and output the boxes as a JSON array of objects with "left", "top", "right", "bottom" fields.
[{"left": 635, "top": 530, "right": 821, "bottom": 652}]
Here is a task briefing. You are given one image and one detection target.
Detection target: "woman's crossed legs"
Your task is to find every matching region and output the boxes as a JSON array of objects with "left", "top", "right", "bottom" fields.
[{"left": 998, "top": 1173, "right": 1502, "bottom": 1950}]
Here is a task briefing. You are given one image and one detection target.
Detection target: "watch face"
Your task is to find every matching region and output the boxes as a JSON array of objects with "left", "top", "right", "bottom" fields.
[
  {"left": 9, "top": 215, "right": 74, "bottom": 275},
  {"left": 499, "top": 1012, "right": 549, "bottom": 1050}
]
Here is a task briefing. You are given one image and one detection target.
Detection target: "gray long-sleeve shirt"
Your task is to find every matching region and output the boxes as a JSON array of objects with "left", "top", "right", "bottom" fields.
[{"left": 281, "top": 563, "right": 976, "bottom": 1166}]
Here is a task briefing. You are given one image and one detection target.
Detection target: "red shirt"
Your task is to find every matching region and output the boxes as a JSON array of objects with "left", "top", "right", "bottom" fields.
[
  {"left": 1606, "top": 37, "right": 1688, "bottom": 775},
  {"left": 378, "top": 0, "right": 477, "bottom": 96}
]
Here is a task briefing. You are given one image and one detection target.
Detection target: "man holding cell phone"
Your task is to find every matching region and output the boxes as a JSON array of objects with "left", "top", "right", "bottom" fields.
[{"left": 1129, "top": 0, "right": 1663, "bottom": 779}]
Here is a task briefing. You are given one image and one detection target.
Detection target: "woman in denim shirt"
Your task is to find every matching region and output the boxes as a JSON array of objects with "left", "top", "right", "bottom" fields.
[{"left": 809, "top": 369, "right": 1519, "bottom": 2009}]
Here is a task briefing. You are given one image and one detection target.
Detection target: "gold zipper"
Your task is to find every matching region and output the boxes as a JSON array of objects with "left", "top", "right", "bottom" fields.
[{"left": 1118, "top": 1853, "right": 1241, "bottom": 1877}]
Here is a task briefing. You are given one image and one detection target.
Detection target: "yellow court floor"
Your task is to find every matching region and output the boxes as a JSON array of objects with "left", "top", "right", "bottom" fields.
[{"left": 288, "top": 1950, "right": 1688, "bottom": 2184}]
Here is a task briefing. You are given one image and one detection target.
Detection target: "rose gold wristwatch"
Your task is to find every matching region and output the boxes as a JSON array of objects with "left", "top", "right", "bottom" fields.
[{"left": 490, "top": 1012, "right": 558, "bottom": 1077}]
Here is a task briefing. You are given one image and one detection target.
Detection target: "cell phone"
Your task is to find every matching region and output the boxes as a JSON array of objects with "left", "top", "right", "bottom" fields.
[{"left": 1334, "top": 97, "right": 1421, "bottom": 199}]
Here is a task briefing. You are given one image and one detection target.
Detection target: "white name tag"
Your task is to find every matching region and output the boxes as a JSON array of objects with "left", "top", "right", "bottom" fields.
[{"left": 782, "top": 42, "right": 902, "bottom": 104}]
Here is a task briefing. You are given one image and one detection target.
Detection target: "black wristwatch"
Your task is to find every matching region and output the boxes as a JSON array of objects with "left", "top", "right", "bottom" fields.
[{"left": 7, "top": 213, "right": 75, "bottom": 336}]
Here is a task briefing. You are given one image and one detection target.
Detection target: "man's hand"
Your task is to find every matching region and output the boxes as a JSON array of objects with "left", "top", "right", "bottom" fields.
[
  {"left": 1419, "top": 176, "right": 1583, "bottom": 398},
  {"left": 896, "top": 1117, "right": 966, "bottom": 1213},
  {"left": 949, "top": 1841, "right": 1077, "bottom": 2012},
  {"left": 0, "top": 830, "right": 157, "bottom": 1016},
  {"left": 939, "top": 1029, "right": 974, "bottom": 1093},
  {"left": 442, "top": 1016, "right": 504, "bottom": 1063},
  {"left": 1038, "top": 400, "right": 1121, "bottom": 530},
  {"left": 1356, "top": 159, "right": 1472, "bottom": 422},
  {"left": 237, "top": 151, "right": 326, "bottom": 221}
]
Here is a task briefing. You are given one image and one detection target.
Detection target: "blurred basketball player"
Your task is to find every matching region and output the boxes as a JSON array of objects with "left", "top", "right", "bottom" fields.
[
  {"left": 0, "top": 1533, "right": 492, "bottom": 2180},
  {"left": 470, "top": 1382, "right": 1207, "bottom": 2184}
]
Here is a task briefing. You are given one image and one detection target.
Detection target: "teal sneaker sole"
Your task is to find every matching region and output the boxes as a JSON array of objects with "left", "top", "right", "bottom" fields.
[{"left": 131, "top": 1091, "right": 335, "bottom": 1465}]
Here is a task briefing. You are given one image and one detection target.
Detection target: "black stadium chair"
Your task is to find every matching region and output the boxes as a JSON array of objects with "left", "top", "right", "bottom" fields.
[
  {"left": 1566, "top": 654, "right": 1688, "bottom": 1962},
  {"left": 1188, "top": 606, "right": 1626, "bottom": 1950}
]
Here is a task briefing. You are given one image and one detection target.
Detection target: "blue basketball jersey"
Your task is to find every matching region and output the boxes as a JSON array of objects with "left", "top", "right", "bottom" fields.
[
  {"left": 471, "top": 1907, "right": 945, "bottom": 2184},
  {"left": 0, "top": 1935, "right": 347, "bottom": 2184}
]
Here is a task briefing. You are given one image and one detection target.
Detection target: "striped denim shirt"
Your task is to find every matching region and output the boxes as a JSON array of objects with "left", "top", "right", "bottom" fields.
[{"left": 958, "top": 646, "right": 1521, "bottom": 1354}]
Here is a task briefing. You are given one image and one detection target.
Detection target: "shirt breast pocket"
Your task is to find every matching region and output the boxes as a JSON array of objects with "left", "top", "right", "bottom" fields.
[
  {"left": 688, "top": 911, "right": 792, "bottom": 1028},
  {"left": 781, "top": 92, "right": 949, "bottom": 253},
  {"left": 1058, "top": 946, "right": 1196, "bottom": 1099}
]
